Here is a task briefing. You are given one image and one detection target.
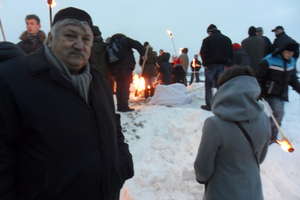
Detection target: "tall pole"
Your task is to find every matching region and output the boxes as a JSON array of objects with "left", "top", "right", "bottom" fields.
[
  {"left": 48, "top": 0, "right": 53, "bottom": 29},
  {"left": 0, "top": 18, "right": 6, "bottom": 41},
  {"left": 166, "top": 30, "right": 177, "bottom": 57}
]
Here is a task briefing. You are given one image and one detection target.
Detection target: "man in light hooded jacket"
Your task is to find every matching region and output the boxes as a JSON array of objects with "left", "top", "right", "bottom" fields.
[{"left": 194, "top": 66, "right": 271, "bottom": 200}]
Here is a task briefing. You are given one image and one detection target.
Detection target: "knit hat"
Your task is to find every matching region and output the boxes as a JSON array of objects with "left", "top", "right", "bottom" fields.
[
  {"left": 248, "top": 26, "right": 256, "bottom": 36},
  {"left": 232, "top": 43, "right": 241, "bottom": 51},
  {"left": 53, "top": 7, "right": 93, "bottom": 28},
  {"left": 282, "top": 43, "right": 299, "bottom": 53},
  {"left": 207, "top": 24, "right": 217, "bottom": 33}
]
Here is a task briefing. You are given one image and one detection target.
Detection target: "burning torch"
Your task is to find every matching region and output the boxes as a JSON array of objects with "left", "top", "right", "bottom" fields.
[
  {"left": 47, "top": 0, "right": 56, "bottom": 28},
  {"left": 262, "top": 99, "right": 295, "bottom": 152},
  {"left": 166, "top": 29, "right": 177, "bottom": 57}
]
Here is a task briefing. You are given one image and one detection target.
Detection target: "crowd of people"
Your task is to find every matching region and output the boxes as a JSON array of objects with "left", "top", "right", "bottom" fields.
[{"left": 0, "top": 6, "right": 299, "bottom": 200}]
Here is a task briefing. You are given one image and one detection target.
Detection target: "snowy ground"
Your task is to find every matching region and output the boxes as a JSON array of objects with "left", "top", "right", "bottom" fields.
[{"left": 119, "top": 82, "right": 300, "bottom": 200}]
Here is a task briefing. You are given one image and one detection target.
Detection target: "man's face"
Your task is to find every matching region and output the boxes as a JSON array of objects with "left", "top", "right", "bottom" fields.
[
  {"left": 26, "top": 19, "right": 40, "bottom": 34},
  {"left": 282, "top": 50, "right": 294, "bottom": 60},
  {"left": 274, "top": 29, "right": 283, "bottom": 36},
  {"left": 49, "top": 24, "right": 94, "bottom": 73}
]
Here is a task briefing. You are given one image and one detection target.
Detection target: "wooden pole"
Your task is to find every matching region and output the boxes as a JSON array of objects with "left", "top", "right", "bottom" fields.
[{"left": 0, "top": 18, "right": 6, "bottom": 41}]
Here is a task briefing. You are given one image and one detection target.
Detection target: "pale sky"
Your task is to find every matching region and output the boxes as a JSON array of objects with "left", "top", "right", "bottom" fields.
[{"left": 0, "top": 0, "right": 299, "bottom": 59}]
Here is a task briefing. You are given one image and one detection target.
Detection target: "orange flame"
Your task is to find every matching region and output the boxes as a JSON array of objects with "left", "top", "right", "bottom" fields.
[
  {"left": 47, "top": 0, "right": 57, "bottom": 8},
  {"left": 276, "top": 137, "right": 295, "bottom": 153},
  {"left": 132, "top": 74, "right": 145, "bottom": 97}
]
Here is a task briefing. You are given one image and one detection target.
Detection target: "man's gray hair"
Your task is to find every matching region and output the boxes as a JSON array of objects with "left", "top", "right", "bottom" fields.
[{"left": 50, "top": 18, "right": 91, "bottom": 38}]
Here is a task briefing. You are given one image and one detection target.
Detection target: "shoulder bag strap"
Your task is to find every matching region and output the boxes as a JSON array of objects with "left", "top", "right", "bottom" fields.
[{"left": 235, "top": 122, "right": 260, "bottom": 168}]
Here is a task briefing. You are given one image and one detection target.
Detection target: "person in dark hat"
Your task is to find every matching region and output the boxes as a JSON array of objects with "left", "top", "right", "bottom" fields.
[
  {"left": 257, "top": 42, "right": 300, "bottom": 143},
  {"left": 0, "top": 7, "right": 133, "bottom": 200},
  {"left": 241, "top": 26, "right": 266, "bottom": 73},
  {"left": 271, "top": 25, "right": 299, "bottom": 58},
  {"left": 199, "top": 24, "right": 233, "bottom": 111}
]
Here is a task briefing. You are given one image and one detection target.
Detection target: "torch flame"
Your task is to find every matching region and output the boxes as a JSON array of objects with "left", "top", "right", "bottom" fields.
[
  {"left": 166, "top": 29, "right": 174, "bottom": 39},
  {"left": 47, "top": 0, "right": 57, "bottom": 8},
  {"left": 276, "top": 137, "right": 295, "bottom": 153}
]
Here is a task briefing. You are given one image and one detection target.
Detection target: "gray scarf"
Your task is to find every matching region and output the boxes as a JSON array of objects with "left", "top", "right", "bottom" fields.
[{"left": 44, "top": 45, "right": 92, "bottom": 103}]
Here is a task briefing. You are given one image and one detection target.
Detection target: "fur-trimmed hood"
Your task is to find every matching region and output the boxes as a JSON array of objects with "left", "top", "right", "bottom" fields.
[{"left": 19, "top": 30, "right": 46, "bottom": 42}]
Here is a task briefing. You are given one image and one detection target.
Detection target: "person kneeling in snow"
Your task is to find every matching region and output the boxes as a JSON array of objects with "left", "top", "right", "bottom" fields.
[{"left": 194, "top": 66, "right": 271, "bottom": 200}]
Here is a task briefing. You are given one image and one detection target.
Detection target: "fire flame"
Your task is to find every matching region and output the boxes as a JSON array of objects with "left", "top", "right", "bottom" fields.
[
  {"left": 47, "top": 0, "right": 57, "bottom": 8},
  {"left": 132, "top": 74, "right": 145, "bottom": 97},
  {"left": 276, "top": 138, "right": 295, "bottom": 153},
  {"left": 166, "top": 29, "right": 174, "bottom": 39}
]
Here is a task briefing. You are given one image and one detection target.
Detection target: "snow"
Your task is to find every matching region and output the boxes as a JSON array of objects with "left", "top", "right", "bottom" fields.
[{"left": 119, "top": 82, "right": 300, "bottom": 200}]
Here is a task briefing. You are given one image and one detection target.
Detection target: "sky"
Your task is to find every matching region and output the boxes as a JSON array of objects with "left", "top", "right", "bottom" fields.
[{"left": 0, "top": 0, "right": 300, "bottom": 59}]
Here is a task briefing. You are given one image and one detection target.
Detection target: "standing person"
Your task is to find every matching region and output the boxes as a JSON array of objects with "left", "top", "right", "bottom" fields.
[
  {"left": 257, "top": 42, "right": 300, "bottom": 142},
  {"left": 189, "top": 54, "right": 201, "bottom": 84},
  {"left": 140, "top": 42, "right": 157, "bottom": 98},
  {"left": 271, "top": 26, "right": 299, "bottom": 58},
  {"left": 17, "top": 14, "right": 46, "bottom": 54},
  {"left": 156, "top": 51, "right": 172, "bottom": 85},
  {"left": 200, "top": 24, "right": 233, "bottom": 111},
  {"left": 241, "top": 26, "right": 265, "bottom": 73},
  {"left": 179, "top": 48, "right": 189, "bottom": 72},
  {"left": 108, "top": 33, "right": 144, "bottom": 112},
  {"left": 256, "top": 27, "right": 272, "bottom": 56},
  {"left": 194, "top": 66, "right": 271, "bottom": 200},
  {"left": 0, "top": 7, "right": 134, "bottom": 200}
]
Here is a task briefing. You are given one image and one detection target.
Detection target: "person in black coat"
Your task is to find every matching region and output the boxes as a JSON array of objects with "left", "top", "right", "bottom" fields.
[
  {"left": 108, "top": 34, "right": 145, "bottom": 112},
  {"left": 0, "top": 7, "right": 133, "bottom": 200},
  {"left": 271, "top": 26, "right": 299, "bottom": 58},
  {"left": 156, "top": 51, "right": 172, "bottom": 85},
  {"left": 200, "top": 24, "right": 233, "bottom": 111}
]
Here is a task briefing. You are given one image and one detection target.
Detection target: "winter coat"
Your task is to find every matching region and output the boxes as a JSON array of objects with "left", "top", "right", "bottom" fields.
[
  {"left": 232, "top": 48, "right": 251, "bottom": 67},
  {"left": 17, "top": 31, "right": 46, "bottom": 55},
  {"left": 0, "top": 48, "right": 134, "bottom": 200},
  {"left": 157, "top": 52, "right": 172, "bottom": 85},
  {"left": 272, "top": 32, "right": 299, "bottom": 58},
  {"left": 190, "top": 59, "right": 201, "bottom": 71},
  {"left": 257, "top": 53, "right": 300, "bottom": 101},
  {"left": 141, "top": 48, "right": 157, "bottom": 78},
  {"left": 0, "top": 41, "right": 25, "bottom": 62},
  {"left": 241, "top": 36, "right": 265, "bottom": 72},
  {"left": 262, "top": 36, "right": 272, "bottom": 56},
  {"left": 178, "top": 53, "right": 189, "bottom": 72},
  {"left": 200, "top": 30, "right": 233, "bottom": 66},
  {"left": 194, "top": 75, "right": 271, "bottom": 200},
  {"left": 109, "top": 34, "right": 145, "bottom": 72},
  {"left": 90, "top": 35, "right": 109, "bottom": 77}
]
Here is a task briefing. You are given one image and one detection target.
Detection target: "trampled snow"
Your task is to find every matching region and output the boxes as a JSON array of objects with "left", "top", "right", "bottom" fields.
[{"left": 119, "top": 82, "right": 300, "bottom": 200}]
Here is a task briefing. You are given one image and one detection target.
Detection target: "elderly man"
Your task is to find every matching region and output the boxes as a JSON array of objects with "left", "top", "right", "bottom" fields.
[
  {"left": 17, "top": 14, "right": 46, "bottom": 54},
  {"left": 0, "top": 7, "right": 133, "bottom": 200}
]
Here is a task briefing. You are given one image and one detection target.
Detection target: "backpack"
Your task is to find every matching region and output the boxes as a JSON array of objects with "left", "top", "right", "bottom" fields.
[{"left": 106, "top": 36, "right": 125, "bottom": 64}]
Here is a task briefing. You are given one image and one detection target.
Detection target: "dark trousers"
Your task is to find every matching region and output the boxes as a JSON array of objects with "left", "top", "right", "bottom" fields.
[
  {"left": 204, "top": 64, "right": 224, "bottom": 107},
  {"left": 265, "top": 97, "right": 285, "bottom": 141},
  {"left": 115, "top": 70, "right": 132, "bottom": 110},
  {"left": 190, "top": 70, "right": 200, "bottom": 84}
]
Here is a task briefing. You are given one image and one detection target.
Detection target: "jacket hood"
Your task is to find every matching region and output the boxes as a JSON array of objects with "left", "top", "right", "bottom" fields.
[
  {"left": 0, "top": 41, "right": 25, "bottom": 62},
  {"left": 19, "top": 30, "right": 46, "bottom": 42},
  {"left": 212, "top": 75, "right": 263, "bottom": 122}
]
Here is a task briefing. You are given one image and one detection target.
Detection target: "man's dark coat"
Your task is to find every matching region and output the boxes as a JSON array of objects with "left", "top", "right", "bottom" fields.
[{"left": 0, "top": 49, "right": 133, "bottom": 200}]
